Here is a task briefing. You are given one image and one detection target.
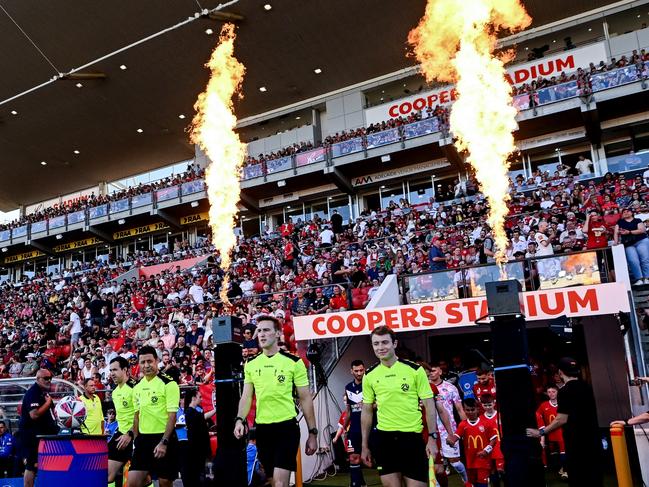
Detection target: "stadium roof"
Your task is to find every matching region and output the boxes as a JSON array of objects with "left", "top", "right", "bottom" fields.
[{"left": 0, "top": 0, "right": 624, "bottom": 211}]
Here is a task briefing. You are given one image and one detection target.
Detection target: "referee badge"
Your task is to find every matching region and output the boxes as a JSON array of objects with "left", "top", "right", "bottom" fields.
[
  {"left": 401, "top": 383, "right": 410, "bottom": 392},
  {"left": 277, "top": 374, "right": 286, "bottom": 383},
  {"left": 151, "top": 395, "right": 159, "bottom": 404}
]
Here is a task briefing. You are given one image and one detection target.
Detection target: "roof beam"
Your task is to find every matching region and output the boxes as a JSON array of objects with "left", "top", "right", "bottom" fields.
[
  {"left": 85, "top": 225, "right": 115, "bottom": 244},
  {"left": 150, "top": 209, "right": 181, "bottom": 230},
  {"left": 26, "top": 240, "right": 55, "bottom": 257}
]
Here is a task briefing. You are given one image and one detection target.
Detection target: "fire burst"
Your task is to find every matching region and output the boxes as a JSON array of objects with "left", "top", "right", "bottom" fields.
[
  {"left": 190, "top": 23, "right": 246, "bottom": 304},
  {"left": 409, "top": 0, "right": 531, "bottom": 265}
]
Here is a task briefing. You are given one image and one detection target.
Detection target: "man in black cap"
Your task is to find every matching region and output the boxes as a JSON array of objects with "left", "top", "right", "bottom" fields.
[{"left": 526, "top": 357, "right": 602, "bottom": 487}]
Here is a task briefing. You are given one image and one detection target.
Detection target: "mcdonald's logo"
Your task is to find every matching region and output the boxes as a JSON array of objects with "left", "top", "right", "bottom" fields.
[
  {"left": 468, "top": 435, "right": 485, "bottom": 450},
  {"left": 549, "top": 414, "right": 556, "bottom": 423}
]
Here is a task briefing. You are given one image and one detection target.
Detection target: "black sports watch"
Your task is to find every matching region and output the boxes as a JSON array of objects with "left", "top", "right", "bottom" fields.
[
  {"left": 160, "top": 437, "right": 169, "bottom": 446},
  {"left": 429, "top": 431, "right": 439, "bottom": 440},
  {"left": 308, "top": 427, "right": 318, "bottom": 436}
]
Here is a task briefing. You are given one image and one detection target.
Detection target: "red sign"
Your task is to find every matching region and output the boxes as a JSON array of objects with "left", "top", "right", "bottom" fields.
[{"left": 293, "top": 283, "right": 628, "bottom": 340}]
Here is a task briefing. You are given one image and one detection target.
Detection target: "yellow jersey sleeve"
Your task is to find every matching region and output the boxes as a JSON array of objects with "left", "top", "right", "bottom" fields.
[
  {"left": 416, "top": 366, "right": 434, "bottom": 400},
  {"left": 293, "top": 358, "right": 309, "bottom": 388},
  {"left": 165, "top": 378, "right": 180, "bottom": 413}
]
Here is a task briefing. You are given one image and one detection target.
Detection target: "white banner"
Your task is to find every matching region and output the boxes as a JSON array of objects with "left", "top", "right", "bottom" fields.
[
  {"left": 364, "top": 42, "right": 608, "bottom": 125},
  {"left": 294, "top": 282, "right": 628, "bottom": 340}
]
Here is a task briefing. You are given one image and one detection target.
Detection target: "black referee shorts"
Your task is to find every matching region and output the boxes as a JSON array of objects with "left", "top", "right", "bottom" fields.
[
  {"left": 255, "top": 419, "right": 300, "bottom": 476},
  {"left": 130, "top": 433, "right": 177, "bottom": 480},
  {"left": 374, "top": 430, "right": 428, "bottom": 483},
  {"left": 108, "top": 431, "right": 133, "bottom": 463}
]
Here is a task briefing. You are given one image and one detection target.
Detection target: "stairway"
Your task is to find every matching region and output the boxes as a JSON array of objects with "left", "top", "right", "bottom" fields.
[{"left": 630, "top": 286, "right": 649, "bottom": 377}]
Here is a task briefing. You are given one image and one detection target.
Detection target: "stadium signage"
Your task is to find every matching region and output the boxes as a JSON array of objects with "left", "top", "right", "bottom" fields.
[
  {"left": 53, "top": 237, "right": 103, "bottom": 253},
  {"left": 364, "top": 42, "right": 607, "bottom": 125},
  {"left": 113, "top": 222, "right": 168, "bottom": 240},
  {"left": 351, "top": 160, "right": 450, "bottom": 187},
  {"left": 181, "top": 212, "right": 209, "bottom": 225},
  {"left": 293, "top": 282, "right": 629, "bottom": 340},
  {"left": 3, "top": 250, "right": 44, "bottom": 264}
]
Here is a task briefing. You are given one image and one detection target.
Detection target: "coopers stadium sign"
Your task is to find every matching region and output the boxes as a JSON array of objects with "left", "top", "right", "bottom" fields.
[
  {"left": 293, "top": 282, "right": 629, "bottom": 340},
  {"left": 364, "top": 42, "right": 607, "bottom": 125}
]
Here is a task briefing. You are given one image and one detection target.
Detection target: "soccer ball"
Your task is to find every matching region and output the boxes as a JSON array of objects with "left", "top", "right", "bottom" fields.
[{"left": 54, "top": 396, "right": 87, "bottom": 430}]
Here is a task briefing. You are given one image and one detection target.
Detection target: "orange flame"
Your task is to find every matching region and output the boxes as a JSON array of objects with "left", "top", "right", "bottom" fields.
[
  {"left": 190, "top": 23, "right": 246, "bottom": 304},
  {"left": 409, "top": 0, "right": 531, "bottom": 266}
]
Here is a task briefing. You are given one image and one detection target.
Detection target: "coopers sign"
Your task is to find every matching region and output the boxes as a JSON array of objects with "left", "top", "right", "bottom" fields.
[
  {"left": 293, "top": 283, "right": 628, "bottom": 340},
  {"left": 364, "top": 42, "right": 607, "bottom": 125}
]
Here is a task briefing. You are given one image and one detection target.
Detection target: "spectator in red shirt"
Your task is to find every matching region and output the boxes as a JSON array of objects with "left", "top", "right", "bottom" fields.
[
  {"left": 329, "top": 285, "right": 348, "bottom": 312},
  {"left": 582, "top": 210, "right": 609, "bottom": 249}
]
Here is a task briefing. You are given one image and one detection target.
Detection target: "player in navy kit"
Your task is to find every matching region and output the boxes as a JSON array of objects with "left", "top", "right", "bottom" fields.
[{"left": 342, "top": 360, "right": 367, "bottom": 487}]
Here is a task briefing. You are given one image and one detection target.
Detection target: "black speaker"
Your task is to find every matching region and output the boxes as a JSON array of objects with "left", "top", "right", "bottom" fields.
[
  {"left": 212, "top": 315, "right": 244, "bottom": 344},
  {"left": 485, "top": 279, "right": 522, "bottom": 317}
]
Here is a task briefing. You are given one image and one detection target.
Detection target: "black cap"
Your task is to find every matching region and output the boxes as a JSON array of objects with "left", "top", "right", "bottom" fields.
[{"left": 558, "top": 357, "right": 580, "bottom": 377}]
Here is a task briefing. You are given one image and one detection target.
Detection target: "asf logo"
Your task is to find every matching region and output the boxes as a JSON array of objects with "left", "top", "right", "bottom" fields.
[
  {"left": 122, "top": 400, "right": 128, "bottom": 408},
  {"left": 277, "top": 375, "right": 286, "bottom": 384},
  {"left": 151, "top": 396, "right": 159, "bottom": 404},
  {"left": 401, "top": 383, "right": 410, "bottom": 392}
]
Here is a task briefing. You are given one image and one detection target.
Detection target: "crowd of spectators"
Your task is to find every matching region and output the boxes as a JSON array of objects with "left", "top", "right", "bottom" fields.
[
  {"left": 2, "top": 153, "right": 647, "bottom": 390},
  {"left": 512, "top": 50, "right": 649, "bottom": 99},
  {"left": 0, "top": 164, "right": 205, "bottom": 231}
]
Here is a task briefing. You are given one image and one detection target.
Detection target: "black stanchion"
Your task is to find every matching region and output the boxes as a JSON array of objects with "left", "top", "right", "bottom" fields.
[
  {"left": 211, "top": 317, "right": 247, "bottom": 487},
  {"left": 485, "top": 280, "right": 545, "bottom": 487}
]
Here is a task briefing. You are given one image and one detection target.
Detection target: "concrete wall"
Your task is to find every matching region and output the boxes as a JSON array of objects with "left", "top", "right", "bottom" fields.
[
  {"left": 246, "top": 124, "right": 316, "bottom": 157},
  {"left": 324, "top": 91, "right": 365, "bottom": 137},
  {"left": 608, "top": 26, "right": 649, "bottom": 59}
]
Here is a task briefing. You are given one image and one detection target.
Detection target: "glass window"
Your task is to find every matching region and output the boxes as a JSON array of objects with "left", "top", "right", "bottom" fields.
[
  {"left": 408, "top": 179, "right": 433, "bottom": 204},
  {"left": 379, "top": 185, "right": 404, "bottom": 209},
  {"left": 307, "top": 201, "right": 328, "bottom": 221},
  {"left": 135, "top": 237, "right": 150, "bottom": 252},
  {"left": 328, "top": 196, "right": 352, "bottom": 224},
  {"left": 241, "top": 216, "right": 261, "bottom": 238},
  {"left": 284, "top": 204, "right": 305, "bottom": 225}
]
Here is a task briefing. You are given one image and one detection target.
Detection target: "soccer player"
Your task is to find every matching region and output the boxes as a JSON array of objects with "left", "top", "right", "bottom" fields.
[
  {"left": 129, "top": 345, "right": 180, "bottom": 487},
  {"left": 426, "top": 362, "right": 468, "bottom": 484},
  {"left": 536, "top": 385, "right": 567, "bottom": 479},
  {"left": 342, "top": 360, "right": 367, "bottom": 487},
  {"left": 473, "top": 367, "right": 497, "bottom": 405},
  {"left": 108, "top": 356, "right": 138, "bottom": 487},
  {"left": 234, "top": 315, "right": 317, "bottom": 487},
  {"left": 480, "top": 394, "right": 505, "bottom": 486},
  {"left": 360, "top": 326, "right": 439, "bottom": 487},
  {"left": 447, "top": 398, "right": 498, "bottom": 487},
  {"left": 80, "top": 378, "right": 104, "bottom": 435}
]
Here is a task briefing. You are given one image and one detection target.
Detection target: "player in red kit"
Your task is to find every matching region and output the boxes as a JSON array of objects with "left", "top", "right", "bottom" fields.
[
  {"left": 473, "top": 368, "right": 497, "bottom": 406},
  {"left": 536, "top": 385, "right": 567, "bottom": 479},
  {"left": 447, "top": 398, "right": 498, "bottom": 487},
  {"left": 479, "top": 394, "right": 504, "bottom": 486}
]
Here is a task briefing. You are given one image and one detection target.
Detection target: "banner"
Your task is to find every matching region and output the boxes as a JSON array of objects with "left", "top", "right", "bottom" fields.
[
  {"left": 67, "top": 210, "right": 85, "bottom": 225},
  {"left": 88, "top": 204, "right": 107, "bottom": 219},
  {"left": 180, "top": 212, "right": 209, "bottom": 225},
  {"left": 351, "top": 160, "right": 449, "bottom": 187},
  {"left": 364, "top": 42, "right": 607, "bottom": 124},
  {"left": 48, "top": 216, "right": 65, "bottom": 229},
  {"left": 331, "top": 137, "right": 364, "bottom": 158},
  {"left": 156, "top": 186, "right": 179, "bottom": 202},
  {"left": 242, "top": 163, "right": 264, "bottom": 180},
  {"left": 53, "top": 237, "right": 102, "bottom": 253},
  {"left": 266, "top": 156, "right": 292, "bottom": 174},
  {"left": 31, "top": 221, "right": 47, "bottom": 234},
  {"left": 295, "top": 147, "right": 326, "bottom": 167},
  {"left": 131, "top": 193, "right": 153, "bottom": 208},
  {"left": 3, "top": 250, "right": 44, "bottom": 264},
  {"left": 293, "top": 282, "right": 629, "bottom": 340},
  {"left": 113, "top": 222, "right": 168, "bottom": 240}
]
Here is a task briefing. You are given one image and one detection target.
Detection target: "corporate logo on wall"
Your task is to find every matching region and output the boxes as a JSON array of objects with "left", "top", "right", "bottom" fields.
[
  {"left": 364, "top": 42, "right": 607, "bottom": 125},
  {"left": 351, "top": 160, "right": 450, "bottom": 187}
]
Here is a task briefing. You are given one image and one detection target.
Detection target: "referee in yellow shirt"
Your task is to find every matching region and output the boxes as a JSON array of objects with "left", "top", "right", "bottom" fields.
[
  {"left": 107, "top": 356, "right": 137, "bottom": 487},
  {"left": 234, "top": 315, "right": 317, "bottom": 487},
  {"left": 360, "top": 326, "right": 439, "bottom": 487},
  {"left": 80, "top": 378, "right": 104, "bottom": 435},
  {"left": 129, "top": 345, "right": 180, "bottom": 487}
]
